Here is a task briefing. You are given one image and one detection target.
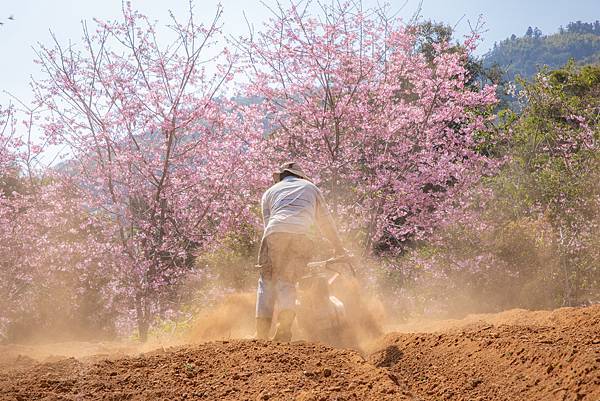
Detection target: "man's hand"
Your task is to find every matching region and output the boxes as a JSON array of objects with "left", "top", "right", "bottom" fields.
[
  {"left": 334, "top": 248, "right": 354, "bottom": 261},
  {"left": 331, "top": 251, "right": 357, "bottom": 277}
]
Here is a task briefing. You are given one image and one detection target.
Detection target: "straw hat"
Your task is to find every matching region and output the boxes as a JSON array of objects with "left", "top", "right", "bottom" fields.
[{"left": 272, "top": 161, "right": 312, "bottom": 182}]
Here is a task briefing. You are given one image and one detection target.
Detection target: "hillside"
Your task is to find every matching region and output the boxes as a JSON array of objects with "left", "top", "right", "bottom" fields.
[{"left": 484, "top": 21, "right": 600, "bottom": 80}]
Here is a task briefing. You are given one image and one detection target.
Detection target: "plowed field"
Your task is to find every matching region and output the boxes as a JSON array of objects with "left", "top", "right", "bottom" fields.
[{"left": 1, "top": 305, "right": 598, "bottom": 401}]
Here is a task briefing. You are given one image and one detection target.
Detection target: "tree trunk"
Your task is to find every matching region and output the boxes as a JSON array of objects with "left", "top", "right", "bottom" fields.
[{"left": 135, "top": 293, "right": 150, "bottom": 342}]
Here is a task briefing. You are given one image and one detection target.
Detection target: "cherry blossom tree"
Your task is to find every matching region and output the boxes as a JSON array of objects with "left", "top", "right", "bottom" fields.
[
  {"left": 0, "top": 105, "right": 24, "bottom": 183},
  {"left": 0, "top": 104, "right": 125, "bottom": 340},
  {"left": 0, "top": 180, "right": 125, "bottom": 341},
  {"left": 31, "top": 2, "right": 266, "bottom": 340},
  {"left": 240, "top": 1, "right": 498, "bottom": 256},
  {"left": 0, "top": 106, "right": 22, "bottom": 338}
]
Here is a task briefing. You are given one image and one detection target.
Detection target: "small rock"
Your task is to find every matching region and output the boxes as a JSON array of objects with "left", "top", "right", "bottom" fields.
[
  {"left": 470, "top": 378, "right": 483, "bottom": 388},
  {"left": 323, "top": 368, "right": 332, "bottom": 377}
]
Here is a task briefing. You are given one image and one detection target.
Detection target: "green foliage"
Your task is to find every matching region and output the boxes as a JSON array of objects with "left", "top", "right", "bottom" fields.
[
  {"left": 413, "top": 21, "right": 454, "bottom": 63},
  {"left": 194, "top": 224, "right": 260, "bottom": 292},
  {"left": 508, "top": 63, "right": 599, "bottom": 305},
  {"left": 485, "top": 22, "right": 600, "bottom": 81},
  {"left": 510, "top": 63, "right": 599, "bottom": 214},
  {"left": 414, "top": 21, "right": 505, "bottom": 89}
]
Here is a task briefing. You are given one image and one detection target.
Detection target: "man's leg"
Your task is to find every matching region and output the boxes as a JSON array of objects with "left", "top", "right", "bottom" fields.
[
  {"left": 255, "top": 273, "right": 275, "bottom": 339},
  {"left": 272, "top": 235, "right": 313, "bottom": 341},
  {"left": 272, "top": 279, "right": 297, "bottom": 342},
  {"left": 265, "top": 233, "right": 297, "bottom": 341}
]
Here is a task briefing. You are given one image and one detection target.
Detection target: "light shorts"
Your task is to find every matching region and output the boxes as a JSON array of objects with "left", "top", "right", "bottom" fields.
[{"left": 255, "top": 273, "right": 297, "bottom": 318}]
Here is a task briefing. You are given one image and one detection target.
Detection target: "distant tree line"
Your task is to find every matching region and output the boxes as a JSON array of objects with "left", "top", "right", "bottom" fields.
[
  {"left": 561, "top": 20, "right": 600, "bottom": 35},
  {"left": 485, "top": 20, "right": 600, "bottom": 80}
]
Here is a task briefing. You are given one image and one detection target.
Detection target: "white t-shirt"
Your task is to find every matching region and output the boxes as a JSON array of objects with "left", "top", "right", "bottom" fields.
[{"left": 261, "top": 176, "right": 331, "bottom": 238}]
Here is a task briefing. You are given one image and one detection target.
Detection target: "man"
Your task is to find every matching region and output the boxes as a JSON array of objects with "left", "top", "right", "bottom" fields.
[{"left": 256, "top": 162, "right": 345, "bottom": 341}]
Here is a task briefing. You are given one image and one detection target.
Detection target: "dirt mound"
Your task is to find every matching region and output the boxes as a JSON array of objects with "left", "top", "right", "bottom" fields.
[
  {"left": 370, "top": 305, "right": 600, "bottom": 401},
  {"left": 0, "top": 340, "right": 407, "bottom": 401},
  {"left": 390, "top": 305, "right": 600, "bottom": 334}
]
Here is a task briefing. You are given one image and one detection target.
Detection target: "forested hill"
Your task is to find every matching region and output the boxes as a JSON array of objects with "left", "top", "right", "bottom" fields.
[{"left": 484, "top": 21, "right": 600, "bottom": 80}]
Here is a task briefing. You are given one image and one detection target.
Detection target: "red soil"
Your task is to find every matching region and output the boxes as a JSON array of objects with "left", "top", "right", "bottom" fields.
[
  {"left": 0, "top": 305, "right": 598, "bottom": 401},
  {"left": 371, "top": 305, "right": 600, "bottom": 401},
  {"left": 0, "top": 341, "right": 404, "bottom": 401}
]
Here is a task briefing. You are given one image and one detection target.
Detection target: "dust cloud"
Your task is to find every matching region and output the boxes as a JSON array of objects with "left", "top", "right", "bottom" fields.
[
  {"left": 186, "top": 272, "right": 388, "bottom": 354},
  {"left": 0, "top": 244, "right": 577, "bottom": 366}
]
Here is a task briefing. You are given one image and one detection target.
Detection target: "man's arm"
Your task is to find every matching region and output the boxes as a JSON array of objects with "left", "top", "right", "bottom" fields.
[{"left": 314, "top": 188, "right": 345, "bottom": 255}]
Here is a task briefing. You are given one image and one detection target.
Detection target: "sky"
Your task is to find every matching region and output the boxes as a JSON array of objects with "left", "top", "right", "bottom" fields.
[{"left": 0, "top": 0, "right": 598, "bottom": 107}]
